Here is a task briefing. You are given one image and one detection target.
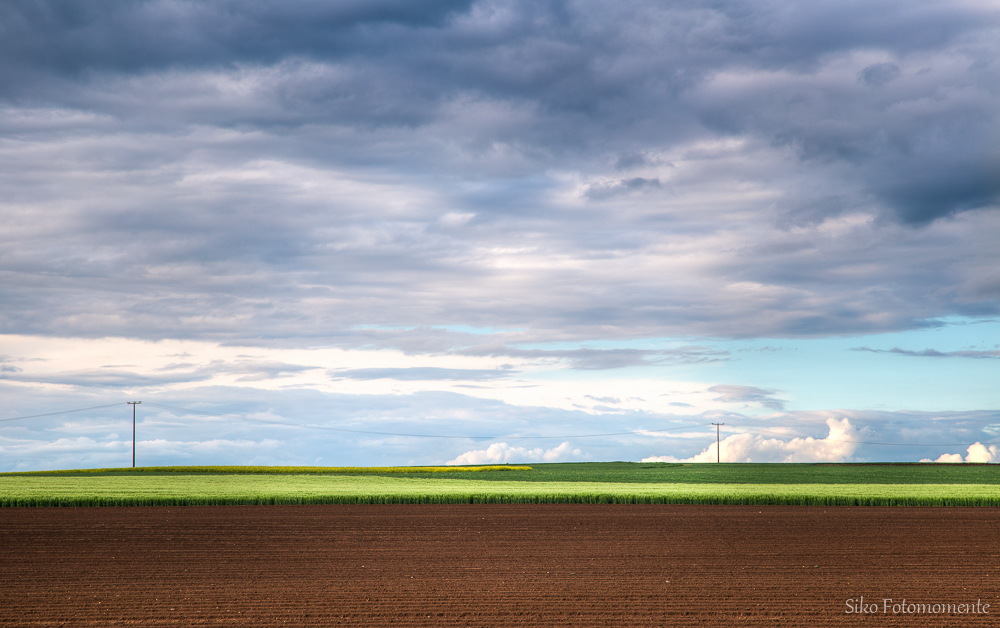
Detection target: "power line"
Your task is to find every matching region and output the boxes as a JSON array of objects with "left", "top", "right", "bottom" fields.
[
  {"left": 2, "top": 400, "right": 997, "bottom": 448},
  {"left": 142, "top": 401, "right": 707, "bottom": 440},
  {"left": 0, "top": 403, "right": 126, "bottom": 423},
  {"left": 0, "top": 399, "right": 707, "bottom": 439}
]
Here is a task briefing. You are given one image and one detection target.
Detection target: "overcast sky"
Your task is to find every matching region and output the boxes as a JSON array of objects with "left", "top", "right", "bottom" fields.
[{"left": 2, "top": 0, "right": 999, "bottom": 470}]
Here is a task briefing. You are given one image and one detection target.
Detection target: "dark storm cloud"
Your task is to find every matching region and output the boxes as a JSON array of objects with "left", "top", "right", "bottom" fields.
[
  {"left": 7, "top": 0, "right": 997, "bottom": 176},
  {"left": 1, "top": 0, "right": 999, "bottom": 344},
  {"left": 859, "top": 62, "right": 901, "bottom": 87},
  {"left": 0, "top": 0, "right": 473, "bottom": 78}
]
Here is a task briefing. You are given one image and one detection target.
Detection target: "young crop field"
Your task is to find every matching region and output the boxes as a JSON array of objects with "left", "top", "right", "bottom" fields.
[
  {"left": 348, "top": 461, "right": 1000, "bottom": 485},
  {"left": 2, "top": 462, "right": 999, "bottom": 506}
]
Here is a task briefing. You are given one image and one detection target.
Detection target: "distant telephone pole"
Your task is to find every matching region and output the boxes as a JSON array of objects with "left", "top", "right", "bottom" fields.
[
  {"left": 127, "top": 402, "right": 141, "bottom": 468},
  {"left": 710, "top": 422, "right": 724, "bottom": 463}
]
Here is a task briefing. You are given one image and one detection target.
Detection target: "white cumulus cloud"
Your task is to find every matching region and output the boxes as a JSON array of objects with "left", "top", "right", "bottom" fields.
[
  {"left": 641, "top": 418, "right": 861, "bottom": 463},
  {"left": 446, "top": 441, "right": 581, "bottom": 465},
  {"left": 922, "top": 442, "right": 1000, "bottom": 463}
]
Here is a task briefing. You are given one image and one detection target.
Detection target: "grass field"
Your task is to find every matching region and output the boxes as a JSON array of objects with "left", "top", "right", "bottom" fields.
[{"left": 2, "top": 462, "right": 999, "bottom": 506}]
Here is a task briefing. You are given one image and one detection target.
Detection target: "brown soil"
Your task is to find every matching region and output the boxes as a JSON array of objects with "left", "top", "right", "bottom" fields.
[{"left": 1, "top": 504, "right": 997, "bottom": 626}]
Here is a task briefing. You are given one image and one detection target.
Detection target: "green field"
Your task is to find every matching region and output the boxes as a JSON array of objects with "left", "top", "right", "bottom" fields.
[
  {"left": 2, "top": 462, "right": 999, "bottom": 507},
  {"left": 346, "top": 461, "right": 1000, "bottom": 485},
  {"left": 4, "top": 464, "right": 532, "bottom": 476}
]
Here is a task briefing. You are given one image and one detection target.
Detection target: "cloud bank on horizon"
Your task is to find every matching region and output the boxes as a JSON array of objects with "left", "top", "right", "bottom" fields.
[{"left": 1, "top": 0, "right": 999, "bottom": 469}]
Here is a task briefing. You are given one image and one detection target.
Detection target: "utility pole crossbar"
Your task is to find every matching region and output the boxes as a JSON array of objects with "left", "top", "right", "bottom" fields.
[
  {"left": 127, "top": 402, "right": 141, "bottom": 468},
  {"left": 710, "top": 422, "right": 725, "bottom": 463}
]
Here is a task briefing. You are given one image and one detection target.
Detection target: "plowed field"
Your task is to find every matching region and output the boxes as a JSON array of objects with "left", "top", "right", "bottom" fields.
[{"left": 1, "top": 505, "right": 997, "bottom": 626}]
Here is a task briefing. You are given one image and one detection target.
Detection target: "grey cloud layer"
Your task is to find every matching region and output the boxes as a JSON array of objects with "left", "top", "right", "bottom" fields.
[
  {"left": 459, "top": 345, "right": 728, "bottom": 369},
  {"left": 708, "top": 384, "right": 785, "bottom": 411},
  {"left": 330, "top": 367, "right": 514, "bottom": 382},
  {"left": 7, "top": 0, "right": 996, "bottom": 198},
  {"left": 2, "top": 0, "right": 999, "bottom": 346},
  {"left": 0, "top": 359, "right": 319, "bottom": 388},
  {"left": 853, "top": 347, "right": 1000, "bottom": 359}
]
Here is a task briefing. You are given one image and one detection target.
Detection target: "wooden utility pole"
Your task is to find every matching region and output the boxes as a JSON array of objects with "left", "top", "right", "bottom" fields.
[
  {"left": 127, "top": 402, "right": 141, "bottom": 468},
  {"left": 710, "top": 422, "right": 724, "bottom": 463}
]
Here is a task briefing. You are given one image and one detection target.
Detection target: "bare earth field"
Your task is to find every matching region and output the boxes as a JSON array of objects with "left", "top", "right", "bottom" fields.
[{"left": 1, "top": 504, "right": 998, "bottom": 626}]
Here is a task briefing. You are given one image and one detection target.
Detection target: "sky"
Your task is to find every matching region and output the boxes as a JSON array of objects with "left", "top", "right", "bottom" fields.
[{"left": 1, "top": 0, "right": 999, "bottom": 471}]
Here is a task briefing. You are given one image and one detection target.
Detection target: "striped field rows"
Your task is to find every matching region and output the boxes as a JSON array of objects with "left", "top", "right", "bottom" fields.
[{"left": 3, "top": 474, "right": 1000, "bottom": 506}]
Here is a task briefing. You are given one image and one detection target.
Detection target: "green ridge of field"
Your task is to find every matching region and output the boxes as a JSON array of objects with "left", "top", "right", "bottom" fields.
[
  {"left": 2, "top": 473, "right": 1000, "bottom": 507},
  {"left": 386, "top": 461, "right": 1000, "bottom": 484},
  {"left": 1, "top": 464, "right": 532, "bottom": 476},
  {"left": 7, "top": 462, "right": 1000, "bottom": 484},
  {"left": 6, "top": 461, "right": 1000, "bottom": 483}
]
